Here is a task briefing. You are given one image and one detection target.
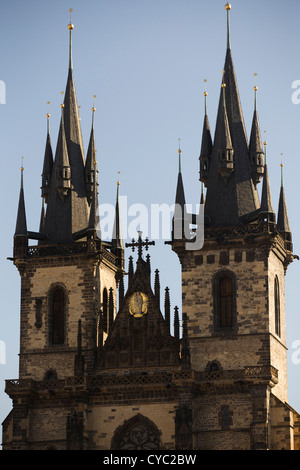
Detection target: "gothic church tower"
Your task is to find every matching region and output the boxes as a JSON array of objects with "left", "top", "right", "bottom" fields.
[{"left": 171, "top": 3, "right": 299, "bottom": 450}]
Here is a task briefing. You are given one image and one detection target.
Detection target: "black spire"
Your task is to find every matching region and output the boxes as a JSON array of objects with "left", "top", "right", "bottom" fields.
[
  {"left": 203, "top": 5, "right": 260, "bottom": 227},
  {"left": 85, "top": 102, "right": 97, "bottom": 203},
  {"left": 199, "top": 86, "right": 212, "bottom": 186},
  {"left": 260, "top": 143, "right": 275, "bottom": 222},
  {"left": 277, "top": 163, "right": 292, "bottom": 251},
  {"left": 111, "top": 177, "right": 124, "bottom": 265},
  {"left": 277, "top": 164, "right": 291, "bottom": 232},
  {"left": 43, "top": 16, "right": 89, "bottom": 243},
  {"left": 15, "top": 164, "right": 27, "bottom": 237},
  {"left": 173, "top": 140, "right": 187, "bottom": 239},
  {"left": 41, "top": 111, "right": 53, "bottom": 203},
  {"left": 249, "top": 85, "right": 264, "bottom": 187}
]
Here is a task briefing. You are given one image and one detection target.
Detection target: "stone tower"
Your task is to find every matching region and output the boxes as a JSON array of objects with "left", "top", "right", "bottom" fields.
[
  {"left": 170, "top": 3, "right": 300, "bottom": 450},
  {"left": 2, "top": 14, "right": 124, "bottom": 449}
]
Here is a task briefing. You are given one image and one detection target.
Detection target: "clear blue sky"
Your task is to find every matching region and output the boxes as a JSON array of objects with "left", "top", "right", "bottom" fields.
[{"left": 1, "top": 0, "right": 300, "bottom": 430}]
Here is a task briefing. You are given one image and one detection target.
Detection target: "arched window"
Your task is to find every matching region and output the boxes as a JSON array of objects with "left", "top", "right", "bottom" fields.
[
  {"left": 274, "top": 276, "right": 281, "bottom": 337},
  {"left": 111, "top": 414, "right": 161, "bottom": 450},
  {"left": 102, "top": 288, "right": 108, "bottom": 333},
  {"left": 214, "top": 271, "right": 236, "bottom": 331},
  {"left": 50, "top": 286, "right": 65, "bottom": 345}
]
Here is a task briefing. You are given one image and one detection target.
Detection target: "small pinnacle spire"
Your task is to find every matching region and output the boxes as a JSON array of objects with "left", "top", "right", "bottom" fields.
[
  {"left": 277, "top": 159, "right": 291, "bottom": 237},
  {"left": 225, "top": 2, "right": 232, "bottom": 50},
  {"left": 68, "top": 8, "right": 74, "bottom": 70},
  {"left": 15, "top": 159, "right": 28, "bottom": 237},
  {"left": 112, "top": 172, "right": 124, "bottom": 252}
]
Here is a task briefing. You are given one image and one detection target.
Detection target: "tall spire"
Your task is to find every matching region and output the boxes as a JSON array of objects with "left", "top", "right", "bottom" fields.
[
  {"left": 216, "top": 76, "right": 234, "bottom": 181},
  {"left": 277, "top": 161, "right": 291, "bottom": 236},
  {"left": 111, "top": 173, "right": 124, "bottom": 268},
  {"left": 44, "top": 10, "right": 89, "bottom": 242},
  {"left": 85, "top": 97, "right": 97, "bottom": 202},
  {"left": 249, "top": 79, "right": 265, "bottom": 187},
  {"left": 260, "top": 142, "right": 275, "bottom": 221},
  {"left": 173, "top": 140, "right": 187, "bottom": 239},
  {"left": 15, "top": 159, "right": 27, "bottom": 237},
  {"left": 203, "top": 4, "right": 260, "bottom": 227},
  {"left": 41, "top": 102, "right": 54, "bottom": 203},
  {"left": 199, "top": 80, "right": 212, "bottom": 186}
]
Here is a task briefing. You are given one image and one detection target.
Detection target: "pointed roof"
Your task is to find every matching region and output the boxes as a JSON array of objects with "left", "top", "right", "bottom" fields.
[
  {"left": 260, "top": 144, "right": 274, "bottom": 215},
  {"left": 249, "top": 110, "right": 264, "bottom": 158},
  {"left": 43, "top": 16, "right": 89, "bottom": 242},
  {"left": 277, "top": 164, "right": 291, "bottom": 234},
  {"left": 203, "top": 5, "right": 260, "bottom": 227},
  {"left": 200, "top": 91, "right": 212, "bottom": 159},
  {"left": 112, "top": 178, "right": 124, "bottom": 250},
  {"left": 218, "top": 82, "right": 233, "bottom": 151},
  {"left": 15, "top": 166, "right": 27, "bottom": 237},
  {"left": 173, "top": 142, "right": 187, "bottom": 238},
  {"left": 42, "top": 113, "right": 54, "bottom": 183},
  {"left": 85, "top": 102, "right": 97, "bottom": 191},
  {"left": 55, "top": 106, "right": 71, "bottom": 169}
]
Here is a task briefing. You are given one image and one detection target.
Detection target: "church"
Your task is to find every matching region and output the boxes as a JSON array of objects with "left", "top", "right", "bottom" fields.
[{"left": 2, "top": 3, "right": 300, "bottom": 450}]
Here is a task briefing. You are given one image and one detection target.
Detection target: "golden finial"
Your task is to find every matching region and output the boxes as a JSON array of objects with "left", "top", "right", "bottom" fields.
[
  {"left": 60, "top": 91, "right": 64, "bottom": 108},
  {"left": 21, "top": 156, "right": 24, "bottom": 172},
  {"left": 203, "top": 79, "right": 208, "bottom": 97},
  {"left": 254, "top": 73, "right": 258, "bottom": 92},
  {"left": 46, "top": 101, "right": 50, "bottom": 118},
  {"left": 178, "top": 138, "right": 181, "bottom": 154},
  {"left": 68, "top": 8, "right": 74, "bottom": 30},
  {"left": 117, "top": 171, "right": 120, "bottom": 186},
  {"left": 263, "top": 130, "right": 267, "bottom": 147},
  {"left": 225, "top": 2, "right": 231, "bottom": 10},
  {"left": 92, "top": 95, "right": 96, "bottom": 113}
]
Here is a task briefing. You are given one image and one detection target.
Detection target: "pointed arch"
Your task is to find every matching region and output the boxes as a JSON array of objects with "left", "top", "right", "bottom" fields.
[
  {"left": 49, "top": 284, "right": 67, "bottom": 345},
  {"left": 111, "top": 414, "right": 162, "bottom": 450},
  {"left": 213, "top": 270, "right": 237, "bottom": 332}
]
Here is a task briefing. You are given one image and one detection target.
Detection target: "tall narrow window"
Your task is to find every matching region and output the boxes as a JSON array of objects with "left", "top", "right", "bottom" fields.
[
  {"left": 214, "top": 271, "right": 236, "bottom": 331},
  {"left": 102, "top": 288, "right": 108, "bottom": 333},
  {"left": 274, "top": 276, "right": 281, "bottom": 337},
  {"left": 219, "top": 276, "right": 233, "bottom": 328},
  {"left": 51, "top": 287, "right": 65, "bottom": 345}
]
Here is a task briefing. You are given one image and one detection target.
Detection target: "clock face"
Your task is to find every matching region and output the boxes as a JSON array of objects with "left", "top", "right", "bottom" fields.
[{"left": 129, "top": 292, "right": 149, "bottom": 318}]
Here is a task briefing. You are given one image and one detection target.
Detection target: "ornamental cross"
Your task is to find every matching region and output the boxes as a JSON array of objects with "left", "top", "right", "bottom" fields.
[{"left": 125, "top": 231, "right": 155, "bottom": 258}]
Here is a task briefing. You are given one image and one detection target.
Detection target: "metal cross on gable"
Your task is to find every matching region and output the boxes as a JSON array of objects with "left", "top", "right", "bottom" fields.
[{"left": 125, "top": 231, "right": 155, "bottom": 258}]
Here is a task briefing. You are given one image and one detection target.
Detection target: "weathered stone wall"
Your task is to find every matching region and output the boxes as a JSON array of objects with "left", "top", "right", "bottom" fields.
[
  {"left": 17, "top": 253, "right": 117, "bottom": 380},
  {"left": 89, "top": 403, "right": 177, "bottom": 450}
]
